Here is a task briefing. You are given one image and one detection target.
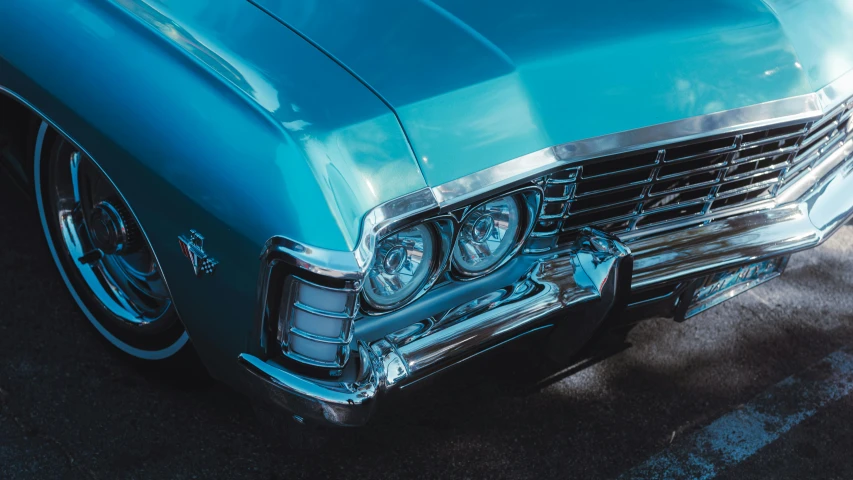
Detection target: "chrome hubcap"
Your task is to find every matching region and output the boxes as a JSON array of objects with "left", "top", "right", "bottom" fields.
[
  {"left": 88, "top": 200, "right": 137, "bottom": 255},
  {"left": 50, "top": 149, "right": 172, "bottom": 330}
]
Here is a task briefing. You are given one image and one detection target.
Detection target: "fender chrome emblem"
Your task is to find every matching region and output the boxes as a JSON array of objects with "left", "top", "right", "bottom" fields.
[{"left": 178, "top": 229, "right": 219, "bottom": 276}]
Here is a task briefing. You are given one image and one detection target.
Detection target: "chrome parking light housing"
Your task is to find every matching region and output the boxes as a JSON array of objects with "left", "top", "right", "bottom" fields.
[{"left": 277, "top": 275, "right": 359, "bottom": 369}]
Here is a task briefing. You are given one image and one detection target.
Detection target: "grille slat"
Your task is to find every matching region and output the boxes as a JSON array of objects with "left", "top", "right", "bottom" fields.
[
  {"left": 800, "top": 121, "right": 839, "bottom": 150},
  {"left": 571, "top": 195, "right": 643, "bottom": 215},
  {"left": 741, "top": 125, "right": 808, "bottom": 147},
  {"left": 528, "top": 100, "right": 853, "bottom": 252}
]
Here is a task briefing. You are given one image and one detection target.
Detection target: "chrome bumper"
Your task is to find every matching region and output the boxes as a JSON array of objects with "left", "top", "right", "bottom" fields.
[
  {"left": 239, "top": 229, "right": 632, "bottom": 426},
  {"left": 239, "top": 141, "right": 853, "bottom": 427}
]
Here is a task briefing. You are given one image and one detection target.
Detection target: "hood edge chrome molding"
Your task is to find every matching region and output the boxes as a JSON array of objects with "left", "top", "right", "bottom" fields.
[{"left": 432, "top": 68, "right": 853, "bottom": 208}]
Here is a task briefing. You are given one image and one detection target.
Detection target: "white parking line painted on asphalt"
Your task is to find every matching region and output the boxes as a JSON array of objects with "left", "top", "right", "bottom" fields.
[{"left": 619, "top": 347, "right": 853, "bottom": 480}]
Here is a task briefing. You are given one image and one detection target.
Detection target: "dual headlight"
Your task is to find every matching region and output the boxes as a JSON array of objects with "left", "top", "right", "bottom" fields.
[{"left": 363, "top": 189, "right": 540, "bottom": 311}]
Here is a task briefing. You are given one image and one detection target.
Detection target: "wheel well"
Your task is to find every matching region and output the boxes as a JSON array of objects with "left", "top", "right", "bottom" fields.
[{"left": 0, "top": 91, "right": 39, "bottom": 191}]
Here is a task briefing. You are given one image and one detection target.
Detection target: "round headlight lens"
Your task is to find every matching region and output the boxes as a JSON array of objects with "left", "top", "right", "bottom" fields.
[
  {"left": 364, "top": 224, "right": 435, "bottom": 309},
  {"left": 453, "top": 195, "right": 521, "bottom": 275}
]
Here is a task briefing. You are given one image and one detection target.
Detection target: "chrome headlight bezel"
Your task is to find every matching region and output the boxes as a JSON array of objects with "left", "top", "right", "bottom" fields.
[
  {"left": 358, "top": 187, "right": 541, "bottom": 314},
  {"left": 450, "top": 188, "right": 541, "bottom": 280},
  {"left": 361, "top": 217, "right": 454, "bottom": 313}
]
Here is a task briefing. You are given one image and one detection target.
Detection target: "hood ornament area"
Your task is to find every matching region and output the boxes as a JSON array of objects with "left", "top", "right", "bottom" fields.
[{"left": 178, "top": 229, "right": 219, "bottom": 276}]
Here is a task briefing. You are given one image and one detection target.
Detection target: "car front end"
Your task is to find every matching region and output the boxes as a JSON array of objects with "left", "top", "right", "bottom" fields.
[
  {"left": 3, "top": 0, "right": 853, "bottom": 431},
  {"left": 240, "top": 70, "right": 853, "bottom": 425}
]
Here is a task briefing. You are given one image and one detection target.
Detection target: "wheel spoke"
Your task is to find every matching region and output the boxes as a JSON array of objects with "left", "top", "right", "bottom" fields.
[
  {"left": 77, "top": 248, "right": 104, "bottom": 265},
  {"left": 69, "top": 151, "right": 81, "bottom": 203},
  {"left": 112, "top": 258, "right": 171, "bottom": 302}
]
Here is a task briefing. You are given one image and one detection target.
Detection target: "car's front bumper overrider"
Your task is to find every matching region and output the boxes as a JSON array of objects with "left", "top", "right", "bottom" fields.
[{"left": 239, "top": 138, "right": 853, "bottom": 427}]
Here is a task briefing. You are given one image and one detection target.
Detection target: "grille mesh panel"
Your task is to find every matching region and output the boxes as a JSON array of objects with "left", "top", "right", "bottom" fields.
[{"left": 527, "top": 100, "right": 853, "bottom": 253}]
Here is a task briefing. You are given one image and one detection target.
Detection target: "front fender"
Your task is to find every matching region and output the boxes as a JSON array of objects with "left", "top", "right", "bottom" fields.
[{"left": 0, "top": 0, "right": 426, "bottom": 385}]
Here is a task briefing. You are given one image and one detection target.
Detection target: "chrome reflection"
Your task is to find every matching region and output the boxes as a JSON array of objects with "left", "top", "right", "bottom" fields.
[
  {"left": 252, "top": 69, "right": 853, "bottom": 282},
  {"left": 432, "top": 94, "right": 822, "bottom": 207},
  {"left": 364, "top": 223, "right": 435, "bottom": 309},
  {"left": 240, "top": 228, "right": 632, "bottom": 426},
  {"left": 451, "top": 187, "right": 541, "bottom": 280},
  {"left": 361, "top": 219, "right": 453, "bottom": 313},
  {"left": 453, "top": 195, "right": 521, "bottom": 275},
  {"left": 48, "top": 145, "right": 172, "bottom": 330}
]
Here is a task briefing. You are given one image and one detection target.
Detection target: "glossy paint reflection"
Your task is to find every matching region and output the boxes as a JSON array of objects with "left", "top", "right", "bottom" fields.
[
  {"left": 762, "top": 0, "right": 853, "bottom": 90},
  {"left": 251, "top": 0, "right": 849, "bottom": 186},
  {"left": 110, "top": 0, "right": 428, "bottom": 250}
]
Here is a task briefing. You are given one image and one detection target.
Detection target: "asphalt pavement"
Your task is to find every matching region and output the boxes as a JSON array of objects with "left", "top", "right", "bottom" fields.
[{"left": 2, "top": 171, "right": 853, "bottom": 480}]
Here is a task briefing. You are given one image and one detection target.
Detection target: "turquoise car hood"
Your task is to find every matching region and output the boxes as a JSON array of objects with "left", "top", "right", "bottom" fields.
[{"left": 253, "top": 0, "right": 853, "bottom": 187}]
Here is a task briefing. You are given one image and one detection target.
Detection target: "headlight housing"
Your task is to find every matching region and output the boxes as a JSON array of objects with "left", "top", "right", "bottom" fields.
[
  {"left": 363, "top": 221, "right": 451, "bottom": 311},
  {"left": 361, "top": 188, "right": 538, "bottom": 312},
  {"left": 452, "top": 190, "right": 539, "bottom": 278}
]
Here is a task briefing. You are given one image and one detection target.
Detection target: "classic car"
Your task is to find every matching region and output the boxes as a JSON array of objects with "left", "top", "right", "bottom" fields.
[{"left": 2, "top": 0, "right": 853, "bottom": 431}]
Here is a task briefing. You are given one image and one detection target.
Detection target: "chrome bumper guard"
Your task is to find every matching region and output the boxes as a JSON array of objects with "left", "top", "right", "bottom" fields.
[{"left": 239, "top": 140, "right": 853, "bottom": 427}]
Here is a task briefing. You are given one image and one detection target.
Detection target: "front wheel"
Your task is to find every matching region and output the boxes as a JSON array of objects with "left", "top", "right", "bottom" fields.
[{"left": 34, "top": 120, "right": 193, "bottom": 363}]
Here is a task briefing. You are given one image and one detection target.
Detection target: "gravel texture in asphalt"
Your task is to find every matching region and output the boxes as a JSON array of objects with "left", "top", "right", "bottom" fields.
[{"left": 1, "top": 172, "right": 852, "bottom": 479}]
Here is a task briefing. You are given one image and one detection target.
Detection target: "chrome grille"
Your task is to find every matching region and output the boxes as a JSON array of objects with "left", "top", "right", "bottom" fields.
[
  {"left": 527, "top": 100, "right": 853, "bottom": 253},
  {"left": 781, "top": 102, "right": 853, "bottom": 187}
]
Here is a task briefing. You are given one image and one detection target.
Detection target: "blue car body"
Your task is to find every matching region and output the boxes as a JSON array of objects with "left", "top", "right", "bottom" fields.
[{"left": 2, "top": 0, "right": 853, "bottom": 425}]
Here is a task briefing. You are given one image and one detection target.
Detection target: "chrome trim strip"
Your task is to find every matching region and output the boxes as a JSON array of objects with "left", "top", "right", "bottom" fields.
[
  {"left": 260, "top": 236, "right": 365, "bottom": 280},
  {"left": 432, "top": 94, "right": 822, "bottom": 207},
  {"left": 817, "top": 69, "right": 853, "bottom": 112},
  {"left": 289, "top": 326, "right": 351, "bottom": 344},
  {"left": 238, "top": 342, "right": 379, "bottom": 427},
  {"left": 354, "top": 187, "right": 439, "bottom": 273},
  {"left": 433, "top": 148, "right": 559, "bottom": 207},
  {"left": 260, "top": 187, "right": 439, "bottom": 281},
  {"left": 293, "top": 301, "right": 351, "bottom": 320}
]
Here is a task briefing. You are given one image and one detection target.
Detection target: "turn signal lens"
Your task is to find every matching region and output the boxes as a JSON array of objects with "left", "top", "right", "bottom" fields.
[
  {"left": 453, "top": 195, "right": 521, "bottom": 275},
  {"left": 277, "top": 276, "right": 356, "bottom": 369}
]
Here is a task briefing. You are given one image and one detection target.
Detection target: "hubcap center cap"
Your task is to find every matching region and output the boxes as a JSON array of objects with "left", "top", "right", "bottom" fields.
[{"left": 88, "top": 201, "right": 127, "bottom": 255}]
